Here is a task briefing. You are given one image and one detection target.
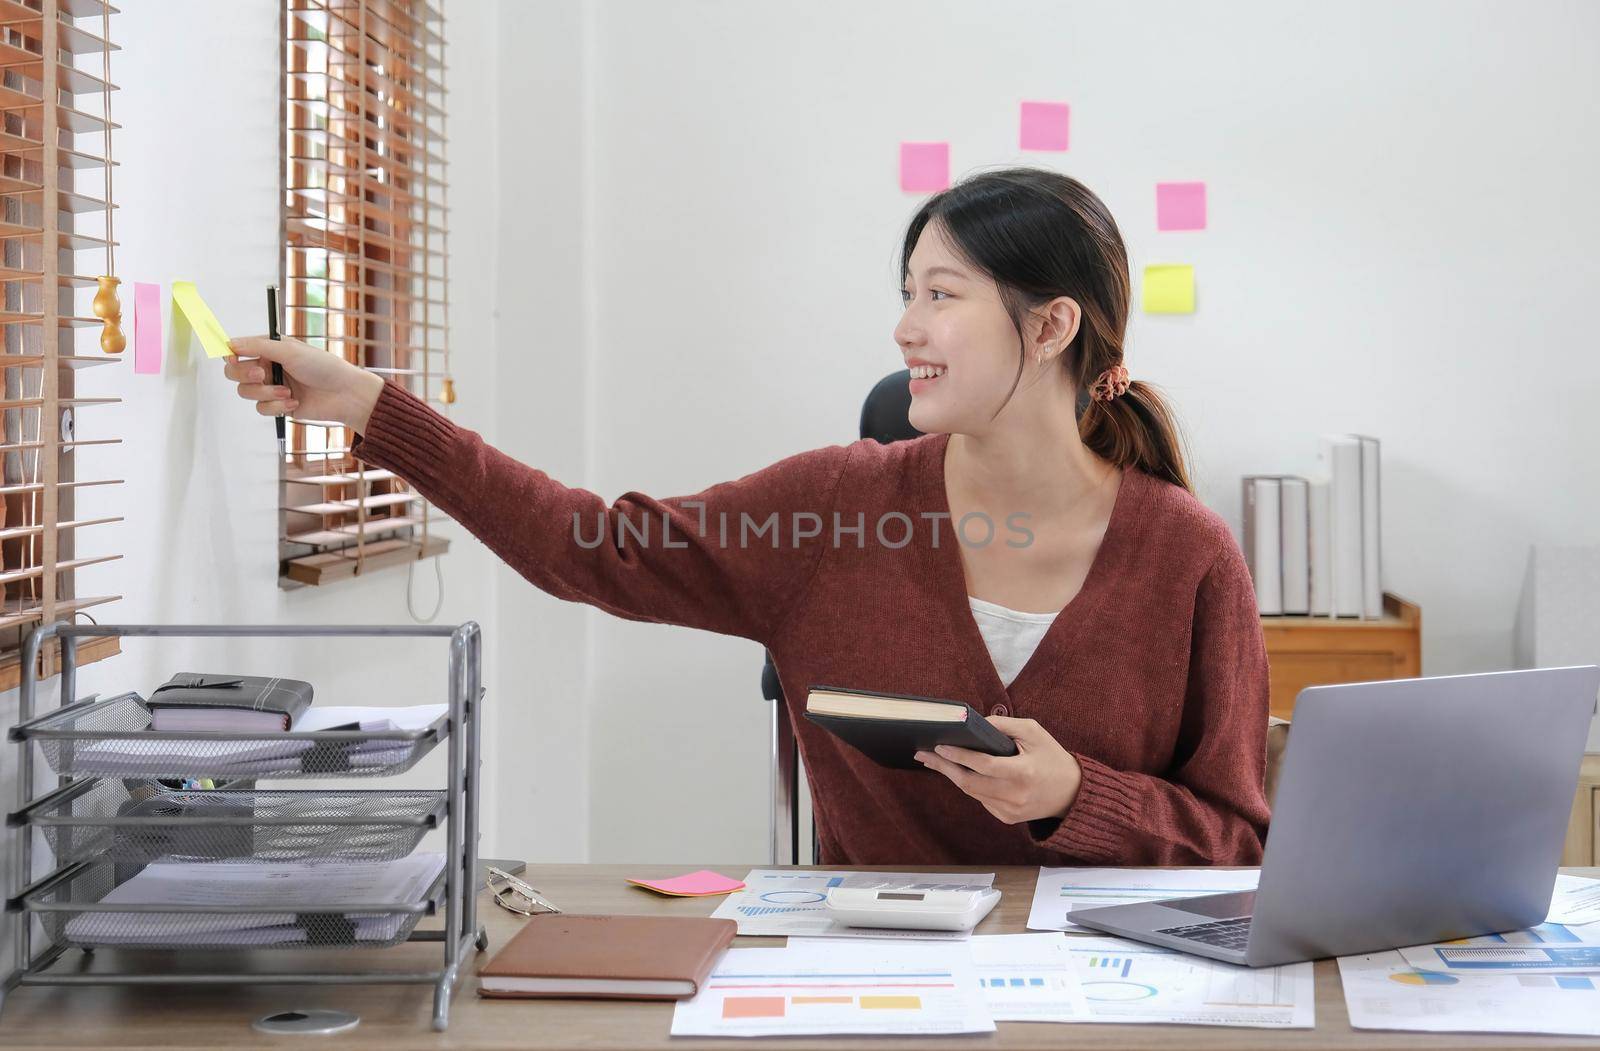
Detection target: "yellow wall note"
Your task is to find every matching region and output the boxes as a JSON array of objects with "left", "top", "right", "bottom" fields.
[
  {"left": 1142, "top": 264, "right": 1195, "bottom": 314},
  {"left": 170, "top": 280, "right": 234, "bottom": 358}
]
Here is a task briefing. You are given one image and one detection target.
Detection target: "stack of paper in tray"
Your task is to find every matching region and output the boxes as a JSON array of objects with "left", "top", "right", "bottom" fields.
[
  {"left": 63, "top": 853, "right": 446, "bottom": 947},
  {"left": 75, "top": 703, "right": 449, "bottom": 776}
]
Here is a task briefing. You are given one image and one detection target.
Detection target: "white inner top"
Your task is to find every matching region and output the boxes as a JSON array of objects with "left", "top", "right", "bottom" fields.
[{"left": 967, "top": 595, "right": 1062, "bottom": 689}]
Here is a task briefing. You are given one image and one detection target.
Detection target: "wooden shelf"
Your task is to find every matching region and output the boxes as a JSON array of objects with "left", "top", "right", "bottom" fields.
[
  {"left": 1563, "top": 754, "right": 1600, "bottom": 866},
  {"left": 288, "top": 467, "right": 397, "bottom": 485},
  {"left": 285, "top": 514, "right": 427, "bottom": 546},
  {"left": 0, "top": 312, "right": 112, "bottom": 327},
  {"left": 0, "top": 224, "right": 116, "bottom": 249},
  {"left": 286, "top": 491, "right": 422, "bottom": 515},
  {"left": 0, "top": 593, "right": 118, "bottom": 631},
  {"left": 0, "top": 551, "right": 119, "bottom": 586},
  {"left": 0, "top": 266, "right": 99, "bottom": 286},
  {"left": 0, "top": 58, "right": 118, "bottom": 96},
  {"left": 1259, "top": 592, "right": 1422, "bottom": 720},
  {"left": 1, "top": 185, "right": 115, "bottom": 211},
  {"left": 284, "top": 534, "right": 448, "bottom": 585},
  {"left": 0, "top": 514, "right": 121, "bottom": 543},
  {"left": 0, "top": 436, "right": 118, "bottom": 454},
  {"left": 0, "top": 476, "right": 120, "bottom": 496},
  {"left": 0, "top": 632, "right": 119, "bottom": 695},
  {"left": 0, "top": 353, "right": 122, "bottom": 369}
]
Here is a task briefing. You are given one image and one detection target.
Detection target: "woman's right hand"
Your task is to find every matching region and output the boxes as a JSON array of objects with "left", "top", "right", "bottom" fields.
[{"left": 225, "top": 335, "right": 386, "bottom": 433}]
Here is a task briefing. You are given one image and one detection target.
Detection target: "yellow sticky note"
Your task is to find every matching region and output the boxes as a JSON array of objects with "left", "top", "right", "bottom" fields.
[
  {"left": 171, "top": 280, "right": 234, "bottom": 358},
  {"left": 1142, "top": 264, "right": 1195, "bottom": 314}
]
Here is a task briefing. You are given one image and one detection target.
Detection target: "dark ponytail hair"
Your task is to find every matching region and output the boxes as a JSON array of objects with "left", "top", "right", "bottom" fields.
[{"left": 900, "top": 167, "right": 1192, "bottom": 493}]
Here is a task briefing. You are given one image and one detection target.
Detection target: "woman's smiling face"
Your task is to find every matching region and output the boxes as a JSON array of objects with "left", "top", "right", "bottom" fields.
[{"left": 895, "top": 221, "right": 1035, "bottom": 435}]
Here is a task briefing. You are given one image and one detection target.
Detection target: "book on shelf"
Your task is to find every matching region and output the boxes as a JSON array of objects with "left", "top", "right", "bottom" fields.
[
  {"left": 1243, "top": 431, "right": 1382, "bottom": 620},
  {"left": 1315, "top": 434, "right": 1383, "bottom": 619},
  {"left": 1242, "top": 475, "right": 1310, "bottom": 616}
]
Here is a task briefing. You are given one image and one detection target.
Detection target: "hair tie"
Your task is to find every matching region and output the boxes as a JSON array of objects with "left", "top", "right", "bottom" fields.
[{"left": 1089, "top": 364, "right": 1131, "bottom": 403}]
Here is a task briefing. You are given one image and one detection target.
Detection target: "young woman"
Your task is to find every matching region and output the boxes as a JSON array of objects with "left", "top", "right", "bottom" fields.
[{"left": 228, "top": 168, "right": 1270, "bottom": 867}]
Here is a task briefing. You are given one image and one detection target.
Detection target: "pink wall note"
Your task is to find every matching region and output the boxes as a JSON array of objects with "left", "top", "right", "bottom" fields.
[
  {"left": 1156, "top": 181, "right": 1207, "bottom": 231},
  {"left": 1019, "top": 101, "right": 1070, "bottom": 151},
  {"left": 133, "top": 281, "right": 161, "bottom": 374},
  {"left": 899, "top": 142, "right": 950, "bottom": 192}
]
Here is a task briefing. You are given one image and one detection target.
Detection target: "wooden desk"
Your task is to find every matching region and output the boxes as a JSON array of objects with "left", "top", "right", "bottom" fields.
[{"left": 4, "top": 864, "right": 1598, "bottom": 1050}]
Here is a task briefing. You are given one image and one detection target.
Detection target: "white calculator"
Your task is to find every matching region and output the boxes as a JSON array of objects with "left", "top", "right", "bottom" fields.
[{"left": 824, "top": 883, "right": 1001, "bottom": 932}]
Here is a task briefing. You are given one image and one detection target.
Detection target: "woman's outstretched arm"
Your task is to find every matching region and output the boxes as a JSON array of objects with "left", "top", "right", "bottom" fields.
[{"left": 227, "top": 336, "right": 853, "bottom": 644}]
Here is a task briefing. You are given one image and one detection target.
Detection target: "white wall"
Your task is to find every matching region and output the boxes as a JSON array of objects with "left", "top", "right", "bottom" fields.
[
  {"left": 6, "top": 0, "right": 1593, "bottom": 896},
  {"left": 0, "top": 0, "right": 507, "bottom": 952},
  {"left": 541, "top": 0, "right": 1600, "bottom": 862}
]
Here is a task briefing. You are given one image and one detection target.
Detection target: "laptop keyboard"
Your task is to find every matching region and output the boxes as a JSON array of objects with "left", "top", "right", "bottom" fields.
[{"left": 1155, "top": 916, "right": 1253, "bottom": 951}]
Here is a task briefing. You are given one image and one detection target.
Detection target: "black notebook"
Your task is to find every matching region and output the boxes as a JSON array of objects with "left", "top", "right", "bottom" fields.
[
  {"left": 145, "top": 673, "right": 314, "bottom": 733},
  {"left": 803, "top": 685, "right": 1019, "bottom": 770}
]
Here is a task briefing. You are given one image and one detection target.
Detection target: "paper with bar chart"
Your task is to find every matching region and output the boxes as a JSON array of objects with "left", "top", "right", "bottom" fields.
[
  {"left": 669, "top": 940, "right": 995, "bottom": 1036},
  {"left": 1397, "top": 922, "right": 1600, "bottom": 974},
  {"left": 709, "top": 869, "right": 993, "bottom": 938},
  {"left": 1062, "top": 936, "right": 1314, "bottom": 1028},
  {"left": 968, "top": 933, "right": 1092, "bottom": 1022},
  {"left": 1339, "top": 950, "right": 1600, "bottom": 1036},
  {"left": 1027, "top": 866, "right": 1260, "bottom": 932}
]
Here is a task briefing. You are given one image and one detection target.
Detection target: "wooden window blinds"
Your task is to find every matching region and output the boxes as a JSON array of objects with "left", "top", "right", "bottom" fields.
[
  {"left": 0, "top": 0, "right": 123, "bottom": 688},
  {"left": 280, "top": 0, "right": 450, "bottom": 587}
]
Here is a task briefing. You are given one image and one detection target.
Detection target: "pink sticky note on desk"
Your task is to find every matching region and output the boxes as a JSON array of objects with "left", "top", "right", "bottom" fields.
[
  {"left": 626, "top": 870, "right": 746, "bottom": 897},
  {"left": 1019, "top": 101, "right": 1070, "bottom": 151},
  {"left": 133, "top": 281, "right": 161, "bottom": 374},
  {"left": 1156, "top": 181, "right": 1207, "bottom": 231},
  {"left": 899, "top": 142, "right": 949, "bottom": 192}
]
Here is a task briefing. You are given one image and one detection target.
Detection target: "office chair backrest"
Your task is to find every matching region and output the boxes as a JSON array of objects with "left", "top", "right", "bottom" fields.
[{"left": 859, "top": 370, "right": 923, "bottom": 445}]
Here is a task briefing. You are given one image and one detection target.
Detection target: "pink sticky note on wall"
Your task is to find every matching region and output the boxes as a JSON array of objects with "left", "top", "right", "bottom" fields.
[
  {"left": 1156, "top": 181, "right": 1207, "bottom": 231},
  {"left": 899, "top": 142, "right": 950, "bottom": 192},
  {"left": 133, "top": 281, "right": 162, "bottom": 374},
  {"left": 1019, "top": 101, "right": 1070, "bottom": 150}
]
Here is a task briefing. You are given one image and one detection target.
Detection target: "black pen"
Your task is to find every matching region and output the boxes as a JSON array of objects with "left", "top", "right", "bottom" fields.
[{"left": 266, "top": 284, "right": 286, "bottom": 449}]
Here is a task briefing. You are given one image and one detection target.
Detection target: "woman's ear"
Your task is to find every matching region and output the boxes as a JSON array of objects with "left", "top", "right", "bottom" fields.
[{"left": 1031, "top": 296, "right": 1082, "bottom": 362}]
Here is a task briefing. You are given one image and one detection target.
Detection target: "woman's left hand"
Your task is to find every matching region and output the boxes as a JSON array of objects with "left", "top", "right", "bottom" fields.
[{"left": 914, "top": 716, "right": 1082, "bottom": 824}]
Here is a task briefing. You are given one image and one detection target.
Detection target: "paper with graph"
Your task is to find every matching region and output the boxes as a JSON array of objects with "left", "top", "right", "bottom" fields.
[
  {"left": 1339, "top": 950, "right": 1600, "bottom": 1036},
  {"left": 1061, "top": 936, "right": 1314, "bottom": 1028},
  {"left": 1027, "top": 866, "right": 1260, "bottom": 932},
  {"left": 670, "top": 940, "right": 994, "bottom": 1036},
  {"left": 1397, "top": 922, "right": 1600, "bottom": 975},
  {"left": 967, "top": 932, "right": 1092, "bottom": 1022},
  {"left": 1546, "top": 874, "right": 1600, "bottom": 926},
  {"left": 709, "top": 869, "right": 992, "bottom": 939}
]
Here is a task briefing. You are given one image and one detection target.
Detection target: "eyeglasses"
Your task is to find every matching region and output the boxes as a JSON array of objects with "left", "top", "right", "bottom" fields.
[{"left": 486, "top": 866, "right": 563, "bottom": 917}]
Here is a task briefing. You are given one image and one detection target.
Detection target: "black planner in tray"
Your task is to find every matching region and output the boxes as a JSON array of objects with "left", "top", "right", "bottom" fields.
[{"left": 11, "top": 692, "right": 449, "bottom": 780}]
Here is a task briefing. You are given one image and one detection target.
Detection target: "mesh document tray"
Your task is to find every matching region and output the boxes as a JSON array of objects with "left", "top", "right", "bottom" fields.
[
  {"left": 21, "top": 860, "right": 448, "bottom": 952},
  {"left": 12, "top": 692, "right": 449, "bottom": 780},
  {"left": 17, "top": 780, "right": 447, "bottom": 865}
]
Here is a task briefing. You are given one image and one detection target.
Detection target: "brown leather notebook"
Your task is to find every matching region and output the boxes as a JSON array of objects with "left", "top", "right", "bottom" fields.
[{"left": 477, "top": 914, "right": 737, "bottom": 1000}]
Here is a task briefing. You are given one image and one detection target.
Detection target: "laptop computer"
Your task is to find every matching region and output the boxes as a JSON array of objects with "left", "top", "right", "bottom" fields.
[{"left": 1067, "top": 665, "right": 1600, "bottom": 967}]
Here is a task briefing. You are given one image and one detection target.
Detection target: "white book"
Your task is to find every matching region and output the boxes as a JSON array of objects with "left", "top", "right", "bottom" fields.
[
  {"left": 1279, "top": 477, "right": 1310, "bottom": 615},
  {"left": 1353, "top": 435, "right": 1383, "bottom": 619},
  {"left": 1242, "top": 477, "right": 1283, "bottom": 616},
  {"left": 1319, "top": 436, "right": 1364, "bottom": 618},
  {"left": 1307, "top": 478, "right": 1333, "bottom": 616}
]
